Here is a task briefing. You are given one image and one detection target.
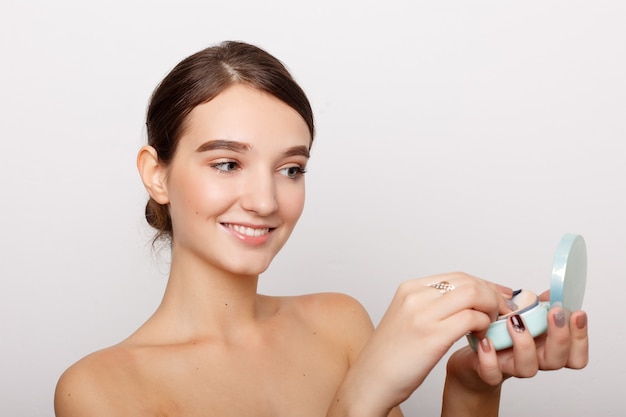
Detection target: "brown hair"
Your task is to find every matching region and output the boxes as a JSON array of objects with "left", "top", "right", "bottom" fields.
[{"left": 144, "top": 40, "right": 315, "bottom": 242}]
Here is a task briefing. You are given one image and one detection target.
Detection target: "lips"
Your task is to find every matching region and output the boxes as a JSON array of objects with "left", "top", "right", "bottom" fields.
[{"left": 223, "top": 223, "right": 272, "bottom": 237}]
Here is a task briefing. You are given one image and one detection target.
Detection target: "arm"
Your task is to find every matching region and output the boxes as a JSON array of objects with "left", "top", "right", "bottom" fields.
[
  {"left": 441, "top": 341, "right": 502, "bottom": 417},
  {"left": 327, "top": 273, "right": 511, "bottom": 417},
  {"left": 55, "top": 349, "right": 137, "bottom": 417},
  {"left": 55, "top": 363, "right": 113, "bottom": 417},
  {"left": 321, "top": 293, "right": 405, "bottom": 417}
]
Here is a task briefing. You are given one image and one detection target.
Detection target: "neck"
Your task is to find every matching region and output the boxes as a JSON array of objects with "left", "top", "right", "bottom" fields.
[{"left": 152, "top": 244, "right": 264, "bottom": 341}]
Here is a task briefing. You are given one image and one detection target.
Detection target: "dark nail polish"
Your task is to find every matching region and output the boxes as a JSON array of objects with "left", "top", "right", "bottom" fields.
[
  {"left": 510, "top": 314, "right": 526, "bottom": 333},
  {"left": 512, "top": 289, "right": 523, "bottom": 297},
  {"left": 554, "top": 309, "right": 566, "bottom": 328},
  {"left": 576, "top": 314, "right": 587, "bottom": 329}
]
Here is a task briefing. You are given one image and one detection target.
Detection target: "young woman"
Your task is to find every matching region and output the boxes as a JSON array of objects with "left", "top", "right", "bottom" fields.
[{"left": 54, "top": 41, "right": 588, "bottom": 417}]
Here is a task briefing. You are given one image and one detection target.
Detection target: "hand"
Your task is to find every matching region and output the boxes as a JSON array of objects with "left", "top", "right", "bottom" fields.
[
  {"left": 447, "top": 290, "right": 589, "bottom": 392},
  {"left": 332, "top": 272, "right": 514, "bottom": 416}
]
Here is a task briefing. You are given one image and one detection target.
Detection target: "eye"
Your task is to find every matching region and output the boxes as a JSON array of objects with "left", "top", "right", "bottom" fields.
[
  {"left": 211, "top": 160, "right": 239, "bottom": 172},
  {"left": 280, "top": 165, "right": 307, "bottom": 179}
]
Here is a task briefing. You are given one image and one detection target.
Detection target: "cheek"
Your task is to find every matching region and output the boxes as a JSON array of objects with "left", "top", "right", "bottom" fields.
[
  {"left": 278, "top": 186, "right": 305, "bottom": 222},
  {"left": 168, "top": 174, "right": 232, "bottom": 220}
]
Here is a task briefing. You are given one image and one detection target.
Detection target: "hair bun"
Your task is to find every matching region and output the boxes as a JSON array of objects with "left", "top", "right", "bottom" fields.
[{"left": 145, "top": 198, "right": 172, "bottom": 241}]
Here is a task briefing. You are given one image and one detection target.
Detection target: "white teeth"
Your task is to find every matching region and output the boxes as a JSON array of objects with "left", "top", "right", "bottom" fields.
[{"left": 227, "top": 224, "right": 270, "bottom": 237}]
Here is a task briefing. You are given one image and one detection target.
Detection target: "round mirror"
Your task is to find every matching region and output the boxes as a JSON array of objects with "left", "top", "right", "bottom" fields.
[{"left": 550, "top": 234, "right": 587, "bottom": 312}]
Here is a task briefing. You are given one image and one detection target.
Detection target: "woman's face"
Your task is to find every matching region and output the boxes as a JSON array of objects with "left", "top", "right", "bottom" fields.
[{"left": 163, "top": 84, "right": 311, "bottom": 276}]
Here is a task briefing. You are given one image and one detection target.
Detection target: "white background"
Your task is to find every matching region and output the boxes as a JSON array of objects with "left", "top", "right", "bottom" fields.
[{"left": 1, "top": 1, "right": 624, "bottom": 415}]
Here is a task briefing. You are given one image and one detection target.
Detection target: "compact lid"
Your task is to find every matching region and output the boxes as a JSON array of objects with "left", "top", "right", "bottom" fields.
[{"left": 550, "top": 233, "right": 587, "bottom": 311}]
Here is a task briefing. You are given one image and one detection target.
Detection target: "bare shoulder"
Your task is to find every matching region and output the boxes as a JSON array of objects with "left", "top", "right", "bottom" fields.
[
  {"left": 54, "top": 346, "right": 139, "bottom": 417},
  {"left": 280, "top": 292, "right": 375, "bottom": 361},
  {"left": 290, "top": 292, "right": 372, "bottom": 325}
]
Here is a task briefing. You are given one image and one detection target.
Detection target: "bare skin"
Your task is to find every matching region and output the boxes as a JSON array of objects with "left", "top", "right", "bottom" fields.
[
  {"left": 55, "top": 85, "right": 399, "bottom": 417},
  {"left": 55, "top": 292, "right": 397, "bottom": 417},
  {"left": 441, "top": 292, "right": 589, "bottom": 417},
  {"left": 54, "top": 84, "right": 588, "bottom": 417}
]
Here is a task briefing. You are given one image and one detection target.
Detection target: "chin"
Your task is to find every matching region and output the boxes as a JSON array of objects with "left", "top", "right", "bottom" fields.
[{"left": 222, "top": 255, "right": 275, "bottom": 277}]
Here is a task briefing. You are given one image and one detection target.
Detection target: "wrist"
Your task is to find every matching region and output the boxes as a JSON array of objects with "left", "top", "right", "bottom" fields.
[
  {"left": 442, "top": 371, "right": 501, "bottom": 417},
  {"left": 326, "top": 368, "right": 392, "bottom": 417},
  {"left": 441, "top": 348, "right": 502, "bottom": 417},
  {"left": 446, "top": 347, "right": 504, "bottom": 395}
]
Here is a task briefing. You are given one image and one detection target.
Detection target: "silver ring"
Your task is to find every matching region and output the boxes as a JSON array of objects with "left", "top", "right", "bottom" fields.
[{"left": 428, "top": 281, "right": 455, "bottom": 294}]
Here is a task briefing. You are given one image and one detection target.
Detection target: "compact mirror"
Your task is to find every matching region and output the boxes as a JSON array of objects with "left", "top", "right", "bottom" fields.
[
  {"left": 550, "top": 234, "right": 587, "bottom": 313},
  {"left": 467, "top": 233, "right": 587, "bottom": 351}
]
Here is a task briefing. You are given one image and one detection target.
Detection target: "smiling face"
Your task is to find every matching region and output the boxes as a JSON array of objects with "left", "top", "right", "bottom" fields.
[{"left": 159, "top": 84, "right": 311, "bottom": 277}]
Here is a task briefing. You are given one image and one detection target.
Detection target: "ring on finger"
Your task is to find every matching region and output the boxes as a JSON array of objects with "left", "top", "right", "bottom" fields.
[{"left": 428, "top": 281, "right": 455, "bottom": 294}]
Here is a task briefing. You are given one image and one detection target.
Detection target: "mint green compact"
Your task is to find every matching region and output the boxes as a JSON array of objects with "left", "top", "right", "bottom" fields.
[{"left": 467, "top": 233, "right": 587, "bottom": 351}]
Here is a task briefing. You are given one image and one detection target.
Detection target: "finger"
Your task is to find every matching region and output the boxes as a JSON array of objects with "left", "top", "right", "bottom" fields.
[
  {"left": 493, "top": 283, "right": 514, "bottom": 298},
  {"left": 432, "top": 279, "right": 502, "bottom": 323},
  {"left": 404, "top": 273, "right": 497, "bottom": 322},
  {"left": 498, "top": 293, "right": 516, "bottom": 317},
  {"left": 538, "top": 290, "right": 550, "bottom": 302},
  {"left": 475, "top": 338, "right": 504, "bottom": 386},
  {"left": 540, "top": 307, "right": 571, "bottom": 369},
  {"left": 501, "top": 315, "right": 539, "bottom": 378},
  {"left": 567, "top": 311, "right": 589, "bottom": 369},
  {"left": 414, "top": 273, "right": 511, "bottom": 327},
  {"left": 440, "top": 309, "right": 493, "bottom": 344},
  {"left": 485, "top": 282, "right": 516, "bottom": 316},
  {"left": 395, "top": 275, "right": 460, "bottom": 309}
]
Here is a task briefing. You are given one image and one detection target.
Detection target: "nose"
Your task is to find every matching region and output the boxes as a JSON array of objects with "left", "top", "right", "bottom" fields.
[{"left": 240, "top": 170, "right": 278, "bottom": 216}]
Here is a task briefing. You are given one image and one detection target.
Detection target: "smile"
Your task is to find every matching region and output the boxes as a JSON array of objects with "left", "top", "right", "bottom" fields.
[{"left": 223, "top": 223, "right": 272, "bottom": 237}]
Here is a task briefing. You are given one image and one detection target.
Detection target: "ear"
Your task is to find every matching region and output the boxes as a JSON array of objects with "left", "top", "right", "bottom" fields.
[{"left": 137, "top": 145, "right": 170, "bottom": 204}]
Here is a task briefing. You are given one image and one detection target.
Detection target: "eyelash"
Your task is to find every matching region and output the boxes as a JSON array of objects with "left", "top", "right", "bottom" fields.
[
  {"left": 209, "top": 161, "right": 307, "bottom": 180},
  {"left": 210, "top": 161, "right": 239, "bottom": 173},
  {"left": 280, "top": 166, "right": 307, "bottom": 179}
]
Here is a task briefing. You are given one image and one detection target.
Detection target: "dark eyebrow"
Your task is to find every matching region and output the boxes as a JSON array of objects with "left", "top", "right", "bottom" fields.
[
  {"left": 284, "top": 145, "right": 310, "bottom": 159},
  {"left": 195, "top": 140, "right": 310, "bottom": 159},
  {"left": 195, "top": 140, "right": 250, "bottom": 153}
]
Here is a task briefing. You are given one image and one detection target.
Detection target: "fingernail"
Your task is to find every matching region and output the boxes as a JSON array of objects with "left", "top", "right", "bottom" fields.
[
  {"left": 510, "top": 314, "right": 526, "bottom": 333},
  {"left": 480, "top": 338, "right": 492, "bottom": 353},
  {"left": 505, "top": 299, "right": 519, "bottom": 311},
  {"left": 576, "top": 313, "right": 587, "bottom": 329},
  {"left": 554, "top": 309, "right": 566, "bottom": 328},
  {"left": 512, "top": 289, "right": 522, "bottom": 297}
]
